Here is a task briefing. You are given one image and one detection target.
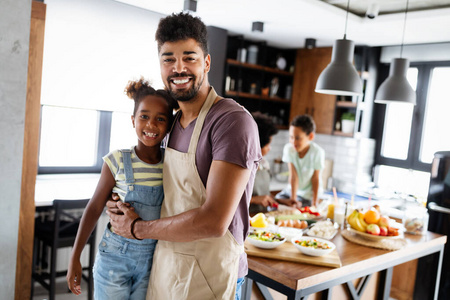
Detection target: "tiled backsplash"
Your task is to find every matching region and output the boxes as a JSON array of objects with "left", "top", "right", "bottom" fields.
[{"left": 266, "top": 130, "right": 376, "bottom": 194}]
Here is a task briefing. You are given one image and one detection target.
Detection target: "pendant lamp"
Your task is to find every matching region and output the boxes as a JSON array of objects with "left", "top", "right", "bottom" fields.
[
  {"left": 315, "top": 0, "right": 362, "bottom": 96},
  {"left": 375, "top": 0, "right": 416, "bottom": 105}
]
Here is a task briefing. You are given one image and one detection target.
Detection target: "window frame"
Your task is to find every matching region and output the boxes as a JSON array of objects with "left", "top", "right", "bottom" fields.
[
  {"left": 37, "top": 108, "right": 112, "bottom": 174},
  {"left": 374, "top": 61, "right": 450, "bottom": 173}
]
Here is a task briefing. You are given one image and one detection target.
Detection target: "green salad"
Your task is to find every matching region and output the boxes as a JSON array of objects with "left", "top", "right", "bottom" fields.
[
  {"left": 295, "top": 238, "right": 331, "bottom": 249},
  {"left": 249, "top": 231, "right": 285, "bottom": 242}
]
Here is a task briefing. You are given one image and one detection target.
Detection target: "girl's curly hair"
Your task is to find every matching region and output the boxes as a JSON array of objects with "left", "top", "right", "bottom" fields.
[{"left": 124, "top": 77, "right": 178, "bottom": 125}]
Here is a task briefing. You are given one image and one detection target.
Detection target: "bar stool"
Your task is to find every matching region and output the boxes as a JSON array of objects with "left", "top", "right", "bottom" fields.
[{"left": 31, "top": 199, "right": 96, "bottom": 300}]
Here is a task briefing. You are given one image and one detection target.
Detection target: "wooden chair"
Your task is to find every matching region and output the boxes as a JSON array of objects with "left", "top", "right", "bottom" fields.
[{"left": 31, "top": 199, "right": 96, "bottom": 300}]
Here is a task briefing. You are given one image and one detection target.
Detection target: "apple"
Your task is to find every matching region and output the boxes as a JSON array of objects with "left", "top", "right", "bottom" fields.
[
  {"left": 379, "top": 226, "right": 388, "bottom": 236},
  {"left": 378, "top": 215, "right": 390, "bottom": 228},
  {"left": 366, "top": 224, "right": 381, "bottom": 235}
]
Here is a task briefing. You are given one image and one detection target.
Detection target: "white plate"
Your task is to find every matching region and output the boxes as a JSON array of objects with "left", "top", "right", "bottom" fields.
[
  {"left": 278, "top": 227, "right": 304, "bottom": 241},
  {"left": 247, "top": 233, "right": 286, "bottom": 249},
  {"left": 291, "top": 237, "right": 336, "bottom": 257},
  {"left": 346, "top": 228, "right": 404, "bottom": 241}
]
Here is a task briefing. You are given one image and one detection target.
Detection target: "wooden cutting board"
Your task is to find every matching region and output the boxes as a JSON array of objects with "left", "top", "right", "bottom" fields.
[{"left": 244, "top": 240, "right": 342, "bottom": 268}]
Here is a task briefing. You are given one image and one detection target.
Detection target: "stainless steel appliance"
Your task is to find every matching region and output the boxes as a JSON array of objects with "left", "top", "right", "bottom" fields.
[{"left": 416, "top": 151, "right": 450, "bottom": 299}]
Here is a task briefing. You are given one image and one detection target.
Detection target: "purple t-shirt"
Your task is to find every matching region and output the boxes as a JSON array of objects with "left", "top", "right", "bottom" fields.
[{"left": 168, "top": 97, "right": 261, "bottom": 278}]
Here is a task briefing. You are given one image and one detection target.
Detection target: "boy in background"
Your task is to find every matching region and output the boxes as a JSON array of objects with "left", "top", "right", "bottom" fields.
[{"left": 275, "top": 114, "right": 324, "bottom": 208}]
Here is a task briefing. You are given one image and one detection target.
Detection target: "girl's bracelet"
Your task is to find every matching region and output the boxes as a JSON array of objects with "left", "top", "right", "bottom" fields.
[{"left": 130, "top": 217, "right": 143, "bottom": 240}]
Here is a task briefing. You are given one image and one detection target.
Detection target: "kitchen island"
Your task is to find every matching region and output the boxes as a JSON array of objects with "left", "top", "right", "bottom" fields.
[{"left": 243, "top": 230, "right": 446, "bottom": 300}]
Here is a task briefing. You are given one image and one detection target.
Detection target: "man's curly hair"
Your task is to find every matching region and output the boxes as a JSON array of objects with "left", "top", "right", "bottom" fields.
[{"left": 155, "top": 12, "right": 209, "bottom": 56}]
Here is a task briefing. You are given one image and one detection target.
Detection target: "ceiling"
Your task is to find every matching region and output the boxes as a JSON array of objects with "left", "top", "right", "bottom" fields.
[
  {"left": 323, "top": 0, "right": 450, "bottom": 16},
  {"left": 114, "top": 0, "right": 450, "bottom": 49}
]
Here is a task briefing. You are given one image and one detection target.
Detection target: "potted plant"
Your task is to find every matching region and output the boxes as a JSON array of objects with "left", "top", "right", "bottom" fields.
[{"left": 341, "top": 112, "right": 356, "bottom": 133}]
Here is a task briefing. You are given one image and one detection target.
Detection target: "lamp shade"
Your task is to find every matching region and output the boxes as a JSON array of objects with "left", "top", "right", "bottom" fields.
[
  {"left": 375, "top": 58, "right": 416, "bottom": 105},
  {"left": 315, "top": 39, "right": 362, "bottom": 96}
]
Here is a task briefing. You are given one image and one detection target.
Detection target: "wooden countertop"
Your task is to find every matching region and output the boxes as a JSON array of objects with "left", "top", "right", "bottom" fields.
[{"left": 247, "top": 230, "right": 447, "bottom": 291}]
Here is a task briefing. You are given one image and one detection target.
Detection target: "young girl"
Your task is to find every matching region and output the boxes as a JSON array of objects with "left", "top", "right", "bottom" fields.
[{"left": 67, "top": 78, "right": 176, "bottom": 300}]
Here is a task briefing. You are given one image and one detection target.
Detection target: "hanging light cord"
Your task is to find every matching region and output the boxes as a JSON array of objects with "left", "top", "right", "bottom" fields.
[
  {"left": 343, "top": 0, "right": 350, "bottom": 39},
  {"left": 400, "top": 0, "right": 410, "bottom": 58}
]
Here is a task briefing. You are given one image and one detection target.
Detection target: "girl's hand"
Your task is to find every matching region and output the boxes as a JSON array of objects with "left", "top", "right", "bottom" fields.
[
  {"left": 67, "top": 258, "right": 82, "bottom": 295},
  {"left": 105, "top": 193, "right": 132, "bottom": 215}
]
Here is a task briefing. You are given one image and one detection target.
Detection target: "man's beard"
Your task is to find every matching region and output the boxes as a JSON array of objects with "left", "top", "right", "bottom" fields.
[{"left": 167, "top": 73, "right": 204, "bottom": 102}]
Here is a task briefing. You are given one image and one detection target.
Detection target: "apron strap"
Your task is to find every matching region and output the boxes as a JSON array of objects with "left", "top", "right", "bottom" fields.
[
  {"left": 187, "top": 87, "right": 218, "bottom": 154},
  {"left": 121, "top": 149, "right": 135, "bottom": 185}
]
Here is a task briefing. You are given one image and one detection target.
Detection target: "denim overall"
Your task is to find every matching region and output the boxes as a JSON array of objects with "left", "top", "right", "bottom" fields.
[{"left": 93, "top": 149, "right": 164, "bottom": 300}]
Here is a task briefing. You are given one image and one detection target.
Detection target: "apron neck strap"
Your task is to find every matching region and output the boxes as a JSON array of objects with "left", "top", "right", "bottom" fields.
[{"left": 187, "top": 87, "right": 218, "bottom": 154}]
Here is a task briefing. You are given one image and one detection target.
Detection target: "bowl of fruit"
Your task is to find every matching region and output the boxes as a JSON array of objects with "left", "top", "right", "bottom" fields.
[
  {"left": 291, "top": 237, "right": 336, "bottom": 256},
  {"left": 346, "top": 206, "right": 402, "bottom": 240}
]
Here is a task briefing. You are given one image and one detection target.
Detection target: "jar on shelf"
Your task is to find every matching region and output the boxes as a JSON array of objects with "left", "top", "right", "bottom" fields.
[{"left": 403, "top": 206, "right": 429, "bottom": 235}]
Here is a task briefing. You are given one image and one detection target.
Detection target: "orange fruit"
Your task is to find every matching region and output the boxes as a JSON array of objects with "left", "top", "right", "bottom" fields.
[{"left": 364, "top": 208, "right": 381, "bottom": 224}]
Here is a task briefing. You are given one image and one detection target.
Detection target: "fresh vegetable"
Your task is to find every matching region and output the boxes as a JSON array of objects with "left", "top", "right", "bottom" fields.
[
  {"left": 299, "top": 206, "right": 320, "bottom": 216},
  {"left": 248, "top": 231, "right": 285, "bottom": 242},
  {"left": 294, "top": 238, "right": 331, "bottom": 250}
]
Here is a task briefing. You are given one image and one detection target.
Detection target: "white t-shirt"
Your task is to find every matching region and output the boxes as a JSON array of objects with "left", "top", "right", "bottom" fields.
[{"left": 282, "top": 141, "right": 325, "bottom": 200}]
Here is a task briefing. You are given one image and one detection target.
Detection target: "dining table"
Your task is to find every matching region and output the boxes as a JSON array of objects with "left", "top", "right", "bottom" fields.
[{"left": 242, "top": 230, "right": 446, "bottom": 300}]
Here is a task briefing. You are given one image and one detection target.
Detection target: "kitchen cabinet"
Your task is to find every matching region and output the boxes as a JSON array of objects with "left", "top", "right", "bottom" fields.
[
  {"left": 290, "top": 47, "right": 336, "bottom": 134},
  {"left": 223, "top": 36, "right": 296, "bottom": 128},
  {"left": 290, "top": 46, "right": 373, "bottom": 137}
]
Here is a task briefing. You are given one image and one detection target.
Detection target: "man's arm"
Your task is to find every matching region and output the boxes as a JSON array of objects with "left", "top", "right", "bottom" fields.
[
  {"left": 311, "top": 169, "right": 321, "bottom": 207},
  {"left": 107, "top": 160, "right": 251, "bottom": 241}
]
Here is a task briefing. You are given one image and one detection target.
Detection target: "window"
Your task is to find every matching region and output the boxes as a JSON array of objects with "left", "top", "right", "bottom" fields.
[
  {"left": 109, "top": 112, "right": 138, "bottom": 151},
  {"left": 380, "top": 68, "right": 418, "bottom": 160},
  {"left": 39, "top": 106, "right": 98, "bottom": 167},
  {"left": 419, "top": 67, "right": 450, "bottom": 163},
  {"left": 375, "top": 62, "right": 450, "bottom": 197},
  {"left": 38, "top": 0, "right": 163, "bottom": 174}
]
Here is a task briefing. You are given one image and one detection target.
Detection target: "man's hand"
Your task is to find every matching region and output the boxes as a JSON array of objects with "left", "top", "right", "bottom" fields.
[{"left": 106, "top": 201, "right": 140, "bottom": 239}]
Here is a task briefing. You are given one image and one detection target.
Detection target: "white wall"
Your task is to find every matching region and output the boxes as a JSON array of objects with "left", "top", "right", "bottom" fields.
[{"left": 0, "top": 0, "right": 32, "bottom": 297}]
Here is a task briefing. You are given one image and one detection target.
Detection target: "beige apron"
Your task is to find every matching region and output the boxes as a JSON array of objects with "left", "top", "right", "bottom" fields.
[{"left": 148, "top": 88, "right": 244, "bottom": 300}]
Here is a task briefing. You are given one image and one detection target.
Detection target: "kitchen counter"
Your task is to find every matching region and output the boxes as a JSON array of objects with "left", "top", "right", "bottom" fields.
[{"left": 243, "top": 230, "right": 447, "bottom": 300}]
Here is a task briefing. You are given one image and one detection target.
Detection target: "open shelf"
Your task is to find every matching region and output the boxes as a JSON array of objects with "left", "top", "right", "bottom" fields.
[
  {"left": 227, "top": 59, "right": 294, "bottom": 77},
  {"left": 225, "top": 91, "right": 290, "bottom": 103}
]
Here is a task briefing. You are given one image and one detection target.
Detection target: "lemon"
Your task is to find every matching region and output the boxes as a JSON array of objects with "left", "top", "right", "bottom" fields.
[{"left": 250, "top": 213, "right": 268, "bottom": 228}]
